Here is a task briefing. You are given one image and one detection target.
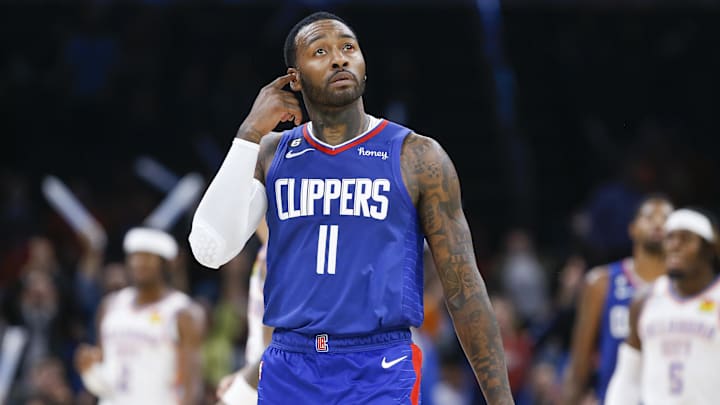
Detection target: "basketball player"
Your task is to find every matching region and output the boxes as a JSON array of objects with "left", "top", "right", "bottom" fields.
[
  {"left": 606, "top": 208, "right": 720, "bottom": 404},
  {"left": 562, "top": 195, "right": 673, "bottom": 404},
  {"left": 189, "top": 11, "right": 512, "bottom": 405},
  {"left": 217, "top": 219, "right": 271, "bottom": 405},
  {"left": 74, "top": 227, "right": 205, "bottom": 405}
]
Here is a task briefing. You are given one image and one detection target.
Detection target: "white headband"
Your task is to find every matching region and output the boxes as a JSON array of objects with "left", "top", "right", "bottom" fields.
[
  {"left": 664, "top": 209, "right": 715, "bottom": 243},
  {"left": 123, "top": 227, "right": 178, "bottom": 260}
]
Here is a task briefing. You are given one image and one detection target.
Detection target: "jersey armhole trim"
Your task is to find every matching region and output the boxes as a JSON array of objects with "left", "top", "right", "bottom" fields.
[
  {"left": 390, "top": 129, "right": 418, "bottom": 216},
  {"left": 265, "top": 130, "right": 292, "bottom": 187}
]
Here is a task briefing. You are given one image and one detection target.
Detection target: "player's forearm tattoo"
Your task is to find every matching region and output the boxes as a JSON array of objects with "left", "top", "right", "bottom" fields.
[
  {"left": 402, "top": 135, "right": 513, "bottom": 404},
  {"left": 236, "top": 125, "right": 265, "bottom": 143}
]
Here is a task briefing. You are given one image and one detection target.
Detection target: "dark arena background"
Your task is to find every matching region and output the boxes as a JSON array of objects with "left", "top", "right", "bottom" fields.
[{"left": 1, "top": 1, "right": 719, "bottom": 404}]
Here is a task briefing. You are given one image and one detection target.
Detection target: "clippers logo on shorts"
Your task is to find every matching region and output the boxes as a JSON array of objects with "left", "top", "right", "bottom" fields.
[{"left": 315, "top": 334, "right": 329, "bottom": 352}]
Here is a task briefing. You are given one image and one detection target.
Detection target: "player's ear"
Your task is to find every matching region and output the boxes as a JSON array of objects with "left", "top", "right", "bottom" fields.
[{"left": 288, "top": 68, "right": 301, "bottom": 92}]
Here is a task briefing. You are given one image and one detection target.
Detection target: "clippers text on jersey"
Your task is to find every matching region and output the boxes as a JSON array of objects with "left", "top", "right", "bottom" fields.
[{"left": 274, "top": 178, "right": 390, "bottom": 220}]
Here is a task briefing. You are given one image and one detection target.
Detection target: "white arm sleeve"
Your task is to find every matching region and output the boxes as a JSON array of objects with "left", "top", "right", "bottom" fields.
[
  {"left": 81, "top": 363, "right": 113, "bottom": 398},
  {"left": 605, "top": 343, "right": 642, "bottom": 405},
  {"left": 189, "top": 138, "right": 268, "bottom": 269}
]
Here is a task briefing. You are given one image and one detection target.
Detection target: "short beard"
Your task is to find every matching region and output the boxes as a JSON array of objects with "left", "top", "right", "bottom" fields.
[
  {"left": 132, "top": 277, "right": 154, "bottom": 290},
  {"left": 301, "top": 74, "right": 365, "bottom": 108},
  {"left": 667, "top": 268, "right": 686, "bottom": 280},
  {"left": 642, "top": 240, "right": 664, "bottom": 255}
]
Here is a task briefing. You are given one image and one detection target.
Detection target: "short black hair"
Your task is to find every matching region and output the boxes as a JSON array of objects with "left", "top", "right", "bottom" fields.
[
  {"left": 633, "top": 192, "right": 673, "bottom": 220},
  {"left": 283, "top": 11, "right": 354, "bottom": 68}
]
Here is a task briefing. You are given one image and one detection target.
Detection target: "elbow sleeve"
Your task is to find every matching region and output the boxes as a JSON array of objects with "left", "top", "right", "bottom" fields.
[
  {"left": 605, "top": 343, "right": 642, "bottom": 405},
  {"left": 189, "top": 139, "right": 268, "bottom": 269}
]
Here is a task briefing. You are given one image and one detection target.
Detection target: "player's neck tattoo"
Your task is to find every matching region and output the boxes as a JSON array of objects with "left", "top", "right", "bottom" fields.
[{"left": 308, "top": 102, "right": 367, "bottom": 146}]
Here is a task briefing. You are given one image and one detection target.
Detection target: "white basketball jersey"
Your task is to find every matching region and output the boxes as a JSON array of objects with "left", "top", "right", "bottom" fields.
[
  {"left": 99, "top": 287, "right": 191, "bottom": 405},
  {"left": 639, "top": 275, "right": 720, "bottom": 405},
  {"left": 245, "top": 244, "right": 267, "bottom": 365}
]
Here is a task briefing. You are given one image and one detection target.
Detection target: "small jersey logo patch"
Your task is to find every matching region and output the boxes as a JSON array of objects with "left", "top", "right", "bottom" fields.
[
  {"left": 315, "top": 334, "right": 329, "bottom": 352},
  {"left": 285, "top": 148, "right": 314, "bottom": 159},
  {"left": 699, "top": 299, "right": 715, "bottom": 312},
  {"left": 149, "top": 310, "right": 162, "bottom": 324},
  {"left": 381, "top": 355, "right": 408, "bottom": 369},
  {"left": 357, "top": 147, "right": 389, "bottom": 160}
]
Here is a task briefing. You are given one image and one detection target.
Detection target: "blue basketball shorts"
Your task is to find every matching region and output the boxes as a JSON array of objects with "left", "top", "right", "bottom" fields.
[{"left": 257, "top": 329, "right": 422, "bottom": 404}]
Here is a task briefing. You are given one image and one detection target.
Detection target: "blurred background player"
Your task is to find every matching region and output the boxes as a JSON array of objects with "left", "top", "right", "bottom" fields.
[
  {"left": 74, "top": 228, "right": 205, "bottom": 405},
  {"left": 216, "top": 219, "right": 271, "bottom": 405},
  {"left": 606, "top": 208, "right": 720, "bottom": 404},
  {"left": 562, "top": 195, "right": 673, "bottom": 404}
]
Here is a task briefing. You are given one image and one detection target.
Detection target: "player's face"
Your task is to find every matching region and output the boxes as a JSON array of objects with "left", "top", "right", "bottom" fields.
[
  {"left": 630, "top": 199, "right": 673, "bottom": 254},
  {"left": 664, "top": 230, "right": 705, "bottom": 279},
  {"left": 127, "top": 252, "right": 164, "bottom": 287},
  {"left": 291, "top": 19, "right": 366, "bottom": 108}
]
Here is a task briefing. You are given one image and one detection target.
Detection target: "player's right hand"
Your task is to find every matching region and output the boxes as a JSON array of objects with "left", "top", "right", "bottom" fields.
[
  {"left": 74, "top": 344, "right": 102, "bottom": 373},
  {"left": 238, "top": 74, "right": 303, "bottom": 141}
]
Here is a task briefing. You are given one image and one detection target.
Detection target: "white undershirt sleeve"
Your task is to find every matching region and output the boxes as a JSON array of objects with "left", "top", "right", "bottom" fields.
[
  {"left": 605, "top": 342, "right": 642, "bottom": 405},
  {"left": 189, "top": 138, "right": 268, "bottom": 269}
]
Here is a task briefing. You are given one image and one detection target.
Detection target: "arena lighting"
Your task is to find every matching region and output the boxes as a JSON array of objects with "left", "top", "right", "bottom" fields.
[
  {"left": 42, "top": 170, "right": 204, "bottom": 249},
  {"left": 143, "top": 172, "right": 205, "bottom": 230},
  {"left": 41, "top": 175, "right": 107, "bottom": 250},
  {"left": 133, "top": 155, "right": 180, "bottom": 193}
]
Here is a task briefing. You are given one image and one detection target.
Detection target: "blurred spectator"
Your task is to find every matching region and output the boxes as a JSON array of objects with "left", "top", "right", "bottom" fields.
[
  {"left": 201, "top": 253, "right": 252, "bottom": 389},
  {"left": 527, "top": 362, "right": 562, "bottom": 405},
  {"left": 10, "top": 270, "right": 69, "bottom": 383},
  {"left": 434, "top": 343, "right": 473, "bottom": 405},
  {"left": 22, "top": 237, "right": 61, "bottom": 277},
  {"left": 491, "top": 295, "right": 533, "bottom": 398},
  {"left": 533, "top": 254, "right": 587, "bottom": 353},
  {"left": 499, "top": 229, "right": 550, "bottom": 325},
  {"left": 10, "top": 357, "right": 74, "bottom": 405}
]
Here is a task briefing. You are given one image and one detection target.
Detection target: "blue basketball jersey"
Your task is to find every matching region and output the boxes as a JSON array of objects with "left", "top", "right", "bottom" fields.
[
  {"left": 264, "top": 118, "right": 424, "bottom": 336},
  {"left": 596, "top": 258, "right": 636, "bottom": 403}
]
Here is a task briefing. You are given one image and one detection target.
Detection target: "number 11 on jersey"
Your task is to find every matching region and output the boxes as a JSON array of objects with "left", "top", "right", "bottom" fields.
[{"left": 317, "top": 225, "right": 338, "bottom": 275}]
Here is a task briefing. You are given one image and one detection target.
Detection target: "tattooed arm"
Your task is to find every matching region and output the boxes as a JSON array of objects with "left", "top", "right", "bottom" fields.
[{"left": 401, "top": 134, "right": 513, "bottom": 405}]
